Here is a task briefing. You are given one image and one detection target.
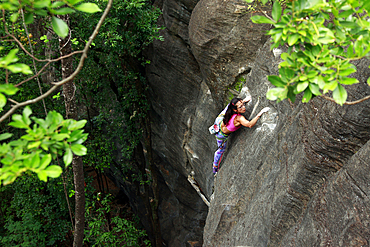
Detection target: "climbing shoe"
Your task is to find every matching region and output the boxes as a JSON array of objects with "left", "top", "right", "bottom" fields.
[{"left": 213, "top": 165, "right": 218, "bottom": 174}]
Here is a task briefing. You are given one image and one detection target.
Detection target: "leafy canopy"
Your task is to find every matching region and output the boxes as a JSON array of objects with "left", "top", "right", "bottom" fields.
[
  {"left": 0, "top": 106, "right": 88, "bottom": 185},
  {"left": 0, "top": 0, "right": 102, "bottom": 38},
  {"left": 249, "top": 0, "right": 370, "bottom": 105}
]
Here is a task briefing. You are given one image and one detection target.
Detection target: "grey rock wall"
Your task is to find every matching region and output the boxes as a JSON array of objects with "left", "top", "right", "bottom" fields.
[
  {"left": 202, "top": 40, "right": 370, "bottom": 246},
  {"left": 142, "top": 0, "right": 370, "bottom": 246}
]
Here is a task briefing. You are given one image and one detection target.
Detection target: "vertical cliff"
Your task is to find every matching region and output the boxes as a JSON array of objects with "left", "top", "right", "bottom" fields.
[
  {"left": 143, "top": 0, "right": 271, "bottom": 245},
  {"left": 141, "top": 0, "right": 370, "bottom": 246},
  {"left": 201, "top": 40, "right": 370, "bottom": 246}
]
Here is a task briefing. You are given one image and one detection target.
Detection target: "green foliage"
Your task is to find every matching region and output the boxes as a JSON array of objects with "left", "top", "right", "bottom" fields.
[
  {"left": 0, "top": 0, "right": 104, "bottom": 102},
  {"left": 0, "top": 0, "right": 102, "bottom": 38},
  {"left": 0, "top": 48, "right": 32, "bottom": 75},
  {"left": 251, "top": 0, "right": 370, "bottom": 105},
  {"left": 72, "top": 0, "right": 161, "bottom": 165},
  {"left": 0, "top": 106, "right": 88, "bottom": 185},
  {"left": 84, "top": 193, "right": 151, "bottom": 247},
  {"left": 227, "top": 77, "right": 246, "bottom": 102},
  {"left": 0, "top": 173, "right": 73, "bottom": 246}
]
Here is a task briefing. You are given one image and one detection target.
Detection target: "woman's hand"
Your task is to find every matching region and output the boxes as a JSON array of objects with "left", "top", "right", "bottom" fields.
[
  {"left": 243, "top": 95, "right": 252, "bottom": 103},
  {"left": 257, "top": 107, "right": 270, "bottom": 117}
]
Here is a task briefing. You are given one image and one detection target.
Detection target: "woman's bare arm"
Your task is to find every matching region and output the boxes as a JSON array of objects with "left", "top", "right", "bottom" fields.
[
  {"left": 237, "top": 115, "right": 260, "bottom": 128},
  {"left": 237, "top": 107, "right": 270, "bottom": 128}
]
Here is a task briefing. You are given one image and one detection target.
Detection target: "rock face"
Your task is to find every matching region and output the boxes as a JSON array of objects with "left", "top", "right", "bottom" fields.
[
  {"left": 202, "top": 41, "right": 370, "bottom": 246},
  {"left": 143, "top": 0, "right": 271, "bottom": 245},
  {"left": 139, "top": 0, "right": 370, "bottom": 246}
]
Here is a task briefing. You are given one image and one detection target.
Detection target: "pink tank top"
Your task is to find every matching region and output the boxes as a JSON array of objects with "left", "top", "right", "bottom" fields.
[{"left": 226, "top": 114, "right": 241, "bottom": 132}]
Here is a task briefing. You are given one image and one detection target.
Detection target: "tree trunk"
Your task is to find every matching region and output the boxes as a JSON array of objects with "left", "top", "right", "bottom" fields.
[{"left": 58, "top": 15, "right": 85, "bottom": 247}]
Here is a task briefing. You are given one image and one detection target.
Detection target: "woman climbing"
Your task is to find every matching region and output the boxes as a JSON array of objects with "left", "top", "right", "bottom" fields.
[{"left": 212, "top": 96, "right": 270, "bottom": 175}]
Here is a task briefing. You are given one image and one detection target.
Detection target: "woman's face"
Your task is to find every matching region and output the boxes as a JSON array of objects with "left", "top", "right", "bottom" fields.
[{"left": 235, "top": 100, "right": 246, "bottom": 114}]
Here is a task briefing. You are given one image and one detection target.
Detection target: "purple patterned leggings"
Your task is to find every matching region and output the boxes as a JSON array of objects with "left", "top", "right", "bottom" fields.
[
  {"left": 212, "top": 106, "right": 229, "bottom": 173},
  {"left": 213, "top": 131, "right": 229, "bottom": 173}
]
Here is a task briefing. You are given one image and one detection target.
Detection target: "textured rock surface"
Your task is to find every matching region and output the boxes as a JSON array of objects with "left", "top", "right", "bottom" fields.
[
  {"left": 115, "top": 0, "right": 370, "bottom": 245},
  {"left": 189, "top": 0, "right": 271, "bottom": 102},
  {"left": 202, "top": 40, "right": 370, "bottom": 246},
  {"left": 142, "top": 0, "right": 271, "bottom": 246}
]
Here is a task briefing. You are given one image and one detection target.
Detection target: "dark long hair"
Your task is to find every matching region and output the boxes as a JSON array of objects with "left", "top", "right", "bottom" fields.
[{"left": 223, "top": 98, "right": 243, "bottom": 125}]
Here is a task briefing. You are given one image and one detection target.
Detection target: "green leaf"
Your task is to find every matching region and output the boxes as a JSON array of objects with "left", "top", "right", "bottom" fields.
[
  {"left": 338, "top": 9, "right": 354, "bottom": 18},
  {"left": 44, "top": 165, "right": 62, "bottom": 178},
  {"left": 75, "top": 3, "right": 102, "bottom": 13},
  {"left": 7, "top": 63, "right": 33, "bottom": 74},
  {"left": 268, "top": 75, "right": 286, "bottom": 87},
  {"left": 51, "top": 7, "right": 76, "bottom": 15},
  {"left": 340, "top": 77, "right": 359, "bottom": 85},
  {"left": 339, "top": 67, "right": 356, "bottom": 77},
  {"left": 251, "top": 15, "right": 275, "bottom": 25},
  {"left": 287, "top": 86, "right": 296, "bottom": 103},
  {"left": 24, "top": 12, "right": 34, "bottom": 24},
  {"left": 302, "top": 88, "right": 312, "bottom": 103},
  {"left": 323, "top": 80, "right": 338, "bottom": 93},
  {"left": 0, "top": 2, "right": 19, "bottom": 11},
  {"left": 22, "top": 106, "right": 32, "bottom": 126},
  {"left": 9, "top": 139, "right": 27, "bottom": 147},
  {"left": 37, "top": 170, "right": 48, "bottom": 182},
  {"left": 52, "top": 133, "right": 70, "bottom": 141},
  {"left": 347, "top": 43, "right": 354, "bottom": 57},
  {"left": 272, "top": 1, "right": 282, "bottom": 22},
  {"left": 68, "top": 0, "right": 83, "bottom": 5},
  {"left": 71, "top": 144, "right": 87, "bottom": 156},
  {"left": 299, "top": 74, "right": 308, "bottom": 81},
  {"left": 339, "top": 21, "right": 359, "bottom": 29},
  {"left": 317, "top": 35, "right": 335, "bottom": 44},
  {"left": 279, "top": 67, "right": 295, "bottom": 82},
  {"left": 0, "top": 93, "right": 6, "bottom": 109},
  {"left": 63, "top": 147, "right": 73, "bottom": 166},
  {"left": 266, "top": 87, "right": 288, "bottom": 101},
  {"left": 30, "top": 153, "right": 40, "bottom": 169},
  {"left": 333, "top": 84, "right": 347, "bottom": 105},
  {"left": 34, "top": 0, "right": 51, "bottom": 8},
  {"left": 50, "top": 1, "right": 65, "bottom": 8},
  {"left": 0, "top": 84, "right": 19, "bottom": 95},
  {"left": 9, "top": 114, "right": 28, "bottom": 129},
  {"left": 364, "top": 1, "right": 370, "bottom": 13},
  {"left": 296, "top": 81, "right": 309, "bottom": 93},
  {"left": 39, "top": 154, "right": 52, "bottom": 170},
  {"left": 354, "top": 35, "right": 363, "bottom": 56},
  {"left": 34, "top": 9, "right": 48, "bottom": 16},
  {"left": 367, "top": 77, "right": 370, "bottom": 86},
  {"left": 307, "top": 70, "right": 318, "bottom": 78},
  {"left": 335, "top": 27, "right": 346, "bottom": 41},
  {"left": 10, "top": 12, "right": 19, "bottom": 22},
  {"left": 27, "top": 141, "right": 41, "bottom": 149},
  {"left": 67, "top": 130, "right": 84, "bottom": 142},
  {"left": 51, "top": 16, "right": 69, "bottom": 38},
  {"left": 309, "top": 83, "right": 321, "bottom": 95},
  {"left": 298, "top": 30, "right": 306, "bottom": 37},
  {"left": 68, "top": 119, "right": 87, "bottom": 130},
  {"left": 0, "top": 133, "right": 12, "bottom": 141},
  {"left": 288, "top": 34, "right": 299, "bottom": 46},
  {"left": 261, "top": 0, "right": 268, "bottom": 4},
  {"left": 1, "top": 49, "right": 18, "bottom": 65}
]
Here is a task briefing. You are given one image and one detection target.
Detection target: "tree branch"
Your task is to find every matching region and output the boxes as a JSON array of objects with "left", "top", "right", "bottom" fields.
[
  {"left": 320, "top": 94, "right": 370, "bottom": 105},
  {"left": 3, "top": 36, "right": 84, "bottom": 63},
  {"left": 0, "top": 0, "right": 113, "bottom": 123}
]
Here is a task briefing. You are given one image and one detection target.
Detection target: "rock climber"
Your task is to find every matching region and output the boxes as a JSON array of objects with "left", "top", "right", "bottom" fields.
[{"left": 212, "top": 96, "right": 270, "bottom": 175}]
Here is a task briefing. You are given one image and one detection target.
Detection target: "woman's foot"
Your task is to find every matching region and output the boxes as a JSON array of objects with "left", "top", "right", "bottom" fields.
[{"left": 213, "top": 164, "right": 218, "bottom": 174}]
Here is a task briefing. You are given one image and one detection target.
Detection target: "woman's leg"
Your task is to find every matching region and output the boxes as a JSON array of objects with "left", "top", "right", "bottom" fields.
[{"left": 213, "top": 132, "right": 228, "bottom": 173}]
